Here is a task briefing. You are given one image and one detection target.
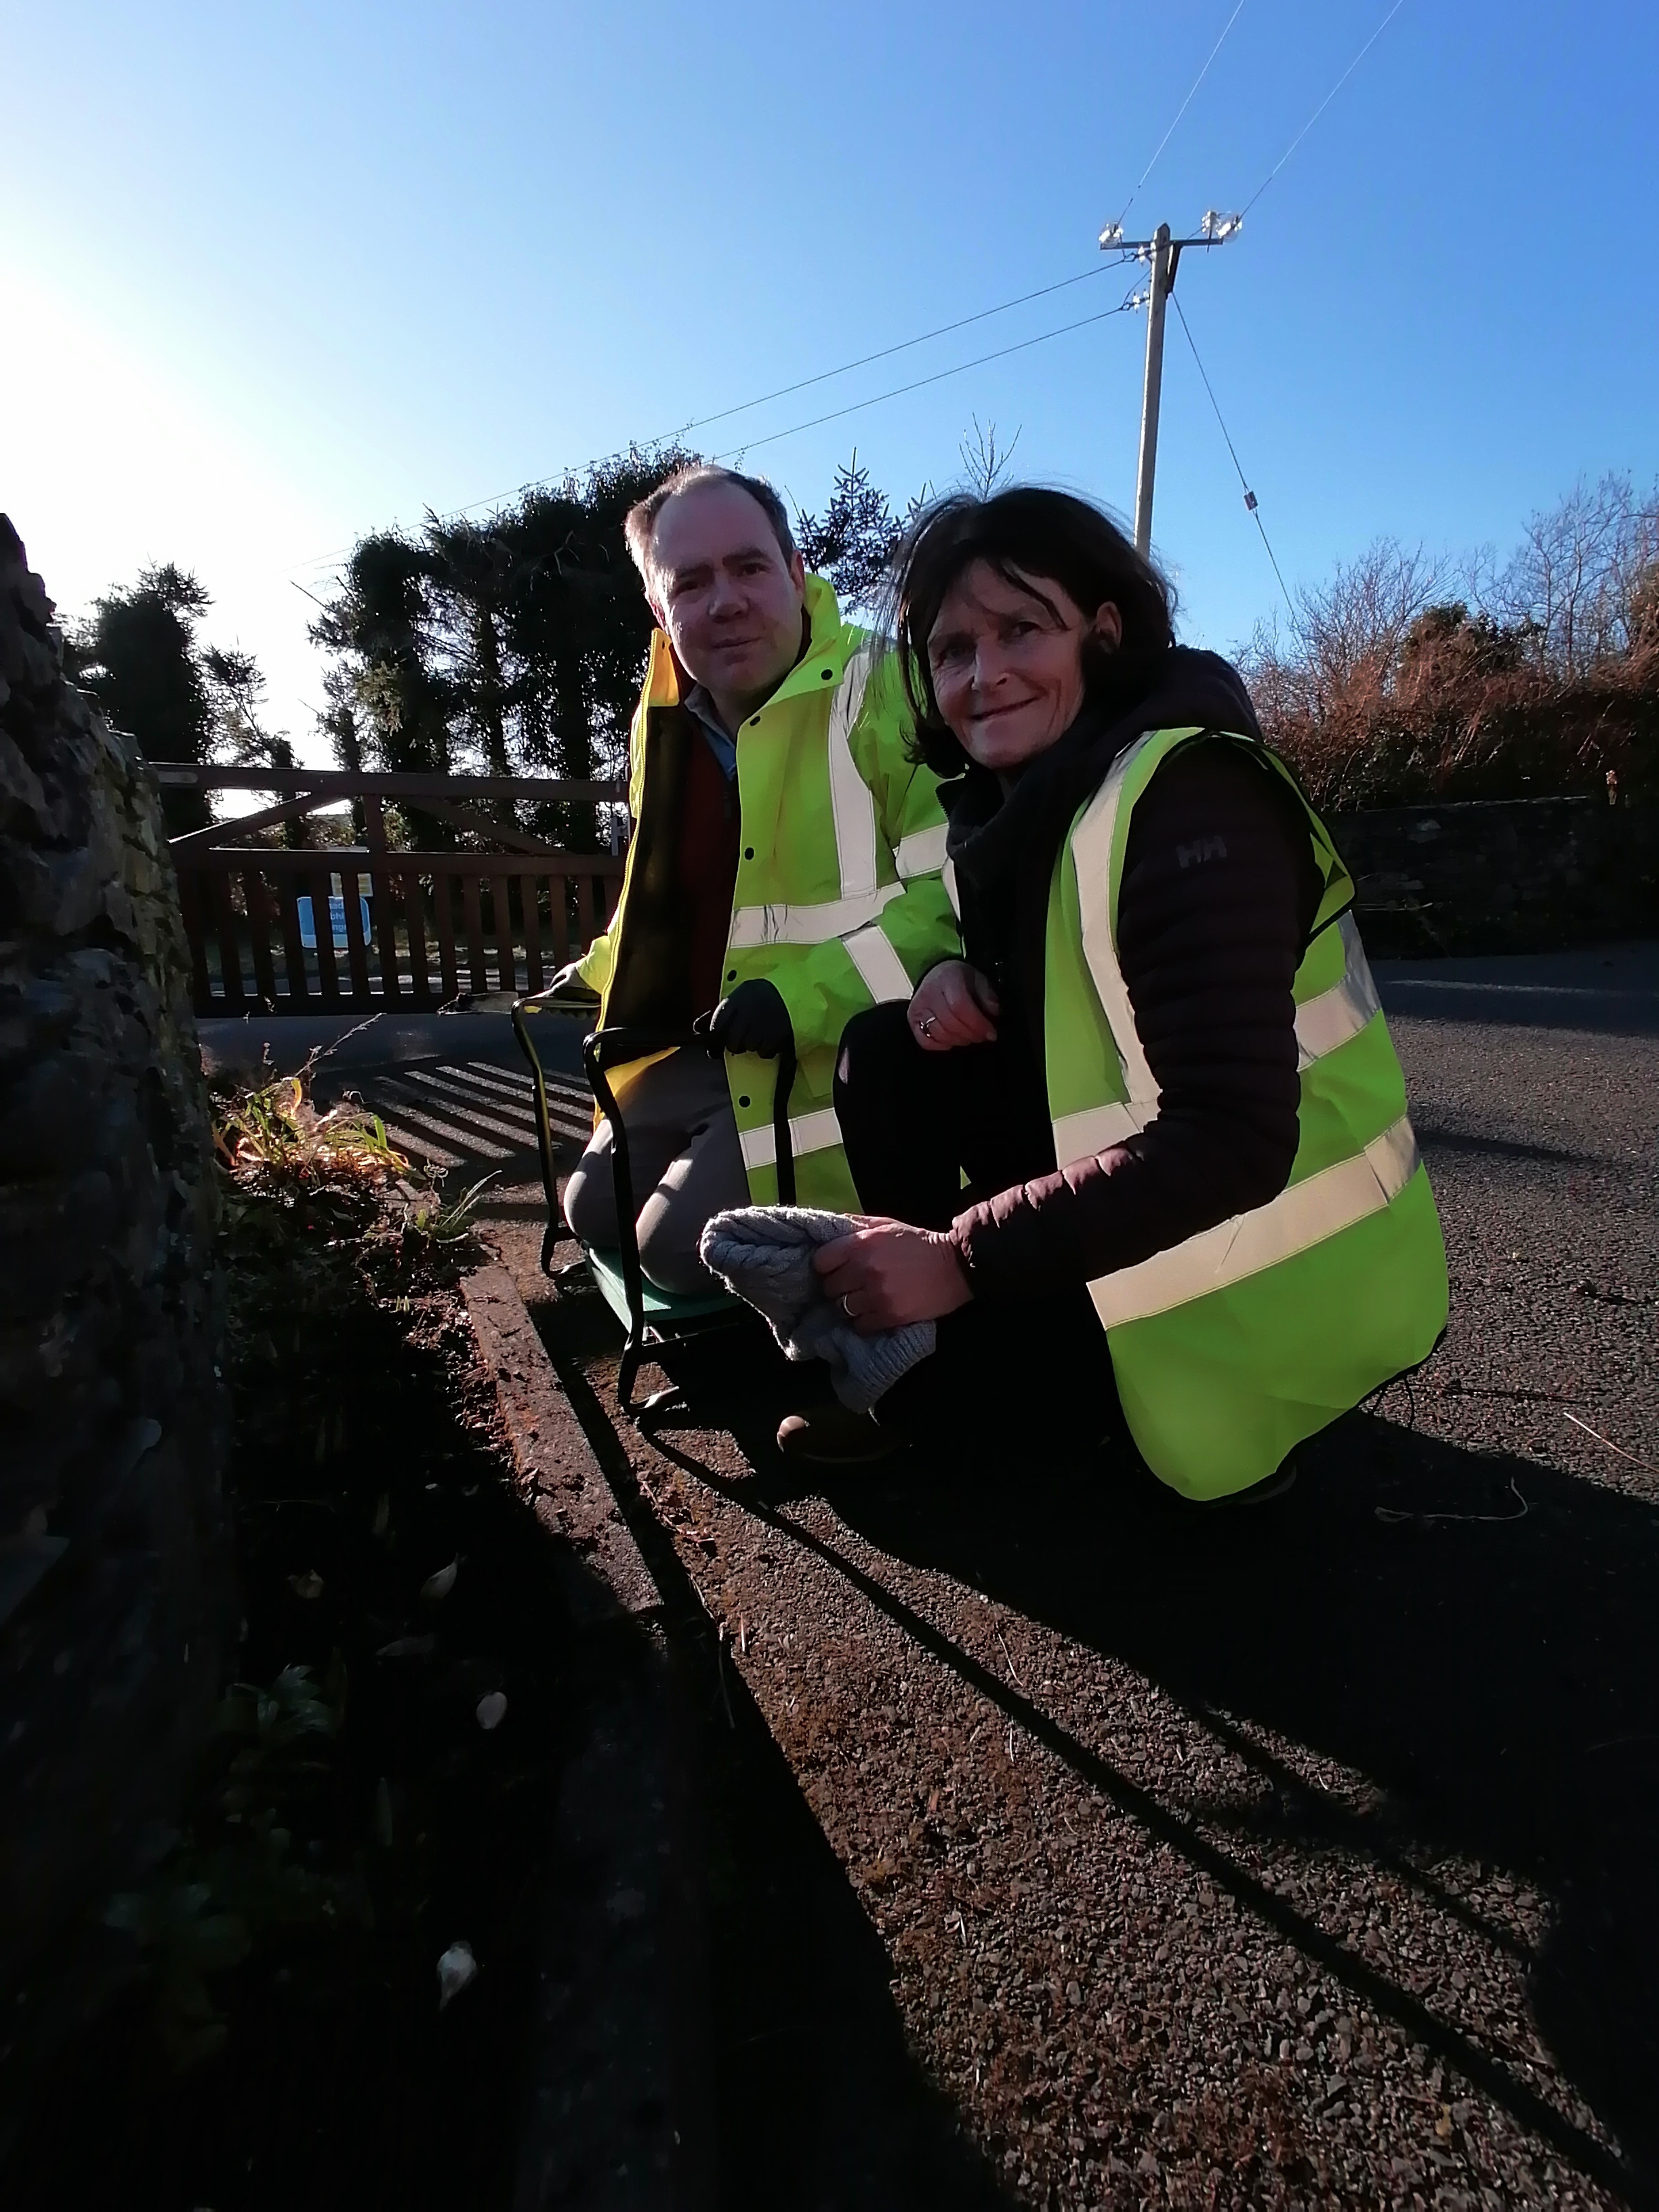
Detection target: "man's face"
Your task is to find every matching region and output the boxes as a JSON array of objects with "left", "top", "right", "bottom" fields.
[{"left": 649, "top": 481, "right": 806, "bottom": 714}]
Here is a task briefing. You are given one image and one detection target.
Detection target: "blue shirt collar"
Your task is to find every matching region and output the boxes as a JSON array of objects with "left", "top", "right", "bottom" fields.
[{"left": 682, "top": 682, "right": 739, "bottom": 780}]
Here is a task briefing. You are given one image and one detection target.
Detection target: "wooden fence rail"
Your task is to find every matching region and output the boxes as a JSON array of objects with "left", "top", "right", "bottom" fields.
[
  {"left": 156, "top": 765, "right": 626, "bottom": 1017},
  {"left": 176, "top": 847, "right": 624, "bottom": 1016}
]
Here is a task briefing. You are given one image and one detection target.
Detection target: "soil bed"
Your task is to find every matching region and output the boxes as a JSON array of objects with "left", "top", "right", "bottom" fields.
[{"left": 9, "top": 1176, "right": 571, "bottom": 2209}]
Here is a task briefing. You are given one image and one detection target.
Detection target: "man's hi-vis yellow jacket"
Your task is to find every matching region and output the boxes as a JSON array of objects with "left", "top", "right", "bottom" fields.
[{"left": 576, "top": 575, "right": 961, "bottom": 1208}]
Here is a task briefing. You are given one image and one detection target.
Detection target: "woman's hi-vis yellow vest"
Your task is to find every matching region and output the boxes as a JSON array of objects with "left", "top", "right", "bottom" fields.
[
  {"left": 577, "top": 577, "right": 960, "bottom": 1208},
  {"left": 1045, "top": 727, "right": 1449, "bottom": 1498}
]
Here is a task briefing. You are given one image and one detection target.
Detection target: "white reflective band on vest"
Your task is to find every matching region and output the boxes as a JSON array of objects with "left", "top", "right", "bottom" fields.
[
  {"left": 726, "top": 647, "right": 928, "bottom": 964},
  {"left": 1073, "top": 745, "right": 1162, "bottom": 1115},
  {"left": 1089, "top": 1115, "right": 1422, "bottom": 1328},
  {"left": 1060, "top": 745, "right": 1390, "bottom": 1176},
  {"left": 1296, "top": 913, "right": 1382, "bottom": 1066},
  {"left": 739, "top": 1105, "right": 843, "bottom": 1170},
  {"left": 843, "top": 922, "right": 913, "bottom": 1003},
  {"left": 729, "top": 882, "right": 905, "bottom": 947},
  {"left": 894, "top": 823, "right": 947, "bottom": 878},
  {"left": 1060, "top": 730, "right": 1423, "bottom": 1330},
  {"left": 1053, "top": 918, "right": 1384, "bottom": 1172},
  {"left": 826, "top": 647, "right": 878, "bottom": 900}
]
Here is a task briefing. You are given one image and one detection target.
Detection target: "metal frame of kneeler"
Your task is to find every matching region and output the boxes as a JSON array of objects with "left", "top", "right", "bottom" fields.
[
  {"left": 511, "top": 989, "right": 796, "bottom": 1414},
  {"left": 511, "top": 987, "right": 596, "bottom": 1277}
]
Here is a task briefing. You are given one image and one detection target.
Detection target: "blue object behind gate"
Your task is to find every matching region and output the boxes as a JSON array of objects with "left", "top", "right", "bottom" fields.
[{"left": 296, "top": 892, "right": 371, "bottom": 951}]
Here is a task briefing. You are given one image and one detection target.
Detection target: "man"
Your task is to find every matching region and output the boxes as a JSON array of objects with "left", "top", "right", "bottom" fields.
[{"left": 556, "top": 464, "right": 959, "bottom": 1292}]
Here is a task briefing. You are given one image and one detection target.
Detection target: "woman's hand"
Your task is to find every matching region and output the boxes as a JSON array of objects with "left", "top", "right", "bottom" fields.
[
  {"left": 907, "top": 960, "right": 1000, "bottom": 1052},
  {"left": 814, "top": 1218, "right": 974, "bottom": 1333}
]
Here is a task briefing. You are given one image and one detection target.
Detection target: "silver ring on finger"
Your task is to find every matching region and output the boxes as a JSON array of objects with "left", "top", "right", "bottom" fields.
[
  {"left": 841, "top": 1294, "right": 857, "bottom": 1319},
  {"left": 918, "top": 1014, "right": 937, "bottom": 1037}
]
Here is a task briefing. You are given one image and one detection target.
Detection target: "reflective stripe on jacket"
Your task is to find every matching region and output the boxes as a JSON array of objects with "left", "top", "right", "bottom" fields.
[
  {"left": 578, "top": 576, "right": 960, "bottom": 1206},
  {"left": 1045, "top": 725, "right": 1448, "bottom": 1498}
]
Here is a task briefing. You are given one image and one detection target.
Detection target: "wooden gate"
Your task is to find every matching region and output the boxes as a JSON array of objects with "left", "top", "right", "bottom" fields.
[{"left": 159, "top": 766, "right": 626, "bottom": 1017}]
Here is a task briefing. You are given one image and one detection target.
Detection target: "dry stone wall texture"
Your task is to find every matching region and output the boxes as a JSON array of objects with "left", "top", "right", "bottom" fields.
[{"left": 0, "top": 516, "right": 230, "bottom": 2108}]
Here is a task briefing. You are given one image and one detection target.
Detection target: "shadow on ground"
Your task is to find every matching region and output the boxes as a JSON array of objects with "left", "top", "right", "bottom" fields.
[
  {"left": 541, "top": 1294, "right": 1010, "bottom": 2211},
  {"left": 640, "top": 1324, "right": 1659, "bottom": 2206}
]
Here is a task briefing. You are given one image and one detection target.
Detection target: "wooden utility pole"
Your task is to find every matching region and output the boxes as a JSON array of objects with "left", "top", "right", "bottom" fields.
[
  {"left": 1100, "top": 212, "right": 1243, "bottom": 557},
  {"left": 1133, "top": 224, "right": 1175, "bottom": 556}
]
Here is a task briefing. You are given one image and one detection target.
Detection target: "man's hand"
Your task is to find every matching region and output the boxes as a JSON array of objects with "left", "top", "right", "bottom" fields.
[
  {"left": 707, "top": 977, "right": 792, "bottom": 1058},
  {"left": 544, "top": 960, "right": 599, "bottom": 1000},
  {"left": 813, "top": 1216, "right": 974, "bottom": 1332},
  {"left": 907, "top": 959, "right": 1000, "bottom": 1052}
]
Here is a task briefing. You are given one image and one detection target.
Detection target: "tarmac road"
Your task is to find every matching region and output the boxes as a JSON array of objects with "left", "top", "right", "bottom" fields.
[
  {"left": 507, "top": 947, "right": 1658, "bottom": 2212},
  {"left": 204, "top": 949, "right": 1659, "bottom": 2208}
]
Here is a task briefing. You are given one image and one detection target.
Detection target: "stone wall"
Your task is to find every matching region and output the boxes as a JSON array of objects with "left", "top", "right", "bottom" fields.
[
  {"left": 1332, "top": 795, "right": 1659, "bottom": 957},
  {"left": 0, "top": 518, "right": 230, "bottom": 2118}
]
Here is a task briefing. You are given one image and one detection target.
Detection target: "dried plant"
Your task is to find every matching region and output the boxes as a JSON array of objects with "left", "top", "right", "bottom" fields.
[
  {"left": 215, "top": 1067, "right": 408, "bottom": 1198},
  {"left": 1242, "top": 478, "right": 1659, "bottom": 812}
]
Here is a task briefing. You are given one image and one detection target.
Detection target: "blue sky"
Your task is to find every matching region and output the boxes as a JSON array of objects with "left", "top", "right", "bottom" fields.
[{"left": 5, "top": 0, "right": 1657, "bottom": 760}]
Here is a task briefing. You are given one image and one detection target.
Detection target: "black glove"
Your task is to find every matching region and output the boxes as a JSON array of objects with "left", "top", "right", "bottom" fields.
[
  {"left": 705, "top": 978, "right": 792, "bottom": 1058},
  {"left": 545, "top": 960, "right": 599, "bottom": 1002}
]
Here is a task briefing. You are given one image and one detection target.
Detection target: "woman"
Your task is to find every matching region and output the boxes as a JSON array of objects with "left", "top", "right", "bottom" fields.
[{"left": 781, "top": 488, "right": 1447, "bottom": 1497}]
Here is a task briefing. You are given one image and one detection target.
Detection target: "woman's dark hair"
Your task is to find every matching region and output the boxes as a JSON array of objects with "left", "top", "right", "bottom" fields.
[{"left": 888, "top": 487, "right": 1175, "bottom": 775}]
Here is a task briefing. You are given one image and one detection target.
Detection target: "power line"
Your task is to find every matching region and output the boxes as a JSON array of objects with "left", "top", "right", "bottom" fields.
[
  {"left": 293, "top": 4, "right": 1410, "bottom": 583},
  {"left": 287, "top": 257, "right": 1137, "bottom": 574},
  {"left": 622, "top": 0, "right": 1406, "bottom": 491},
  {"left": 1130, "top": 0, "right": 1410, "bottom": 596},
  {"left": 1170, "top": 291, "right": 1292, "bottom": 613},
  {"left": 424, "top": 260, "right": 1141, "bottom": 523},
  {"left": 715, "top": 287, "right": 1145, "bottom": 462},
  {"left": 1242, "top": 0, "right": 1410, "bottom": 215},
  {"left": 655, "top": 258, "right": 1132, "bottom": 446},
  {"left": 1116, "top": 0, "right": 1250, "bottom": 230}
]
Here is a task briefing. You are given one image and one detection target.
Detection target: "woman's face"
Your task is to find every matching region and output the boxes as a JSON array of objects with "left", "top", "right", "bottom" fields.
[{"left": 925, "top": 560, "right": 1123, "bottom": 773}]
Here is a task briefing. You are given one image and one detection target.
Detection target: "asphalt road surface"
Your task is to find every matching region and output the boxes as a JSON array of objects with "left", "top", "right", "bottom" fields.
[{"left": 207, "top": 947, "right": 1659, "bottom": 2208}]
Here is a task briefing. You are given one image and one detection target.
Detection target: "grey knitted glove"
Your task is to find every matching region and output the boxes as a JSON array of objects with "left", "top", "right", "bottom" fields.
[{"left": 699, "top": 1206, "right": 936, "bottom": 1414}]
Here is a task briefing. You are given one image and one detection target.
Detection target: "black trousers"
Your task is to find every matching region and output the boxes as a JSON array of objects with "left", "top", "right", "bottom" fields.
[
  {"left": 834, "top": 1001, "right": 1053, "bottom": 1227},
  {"left": 832, "top": 1004, "right": 1113, "bottom": 1443}
]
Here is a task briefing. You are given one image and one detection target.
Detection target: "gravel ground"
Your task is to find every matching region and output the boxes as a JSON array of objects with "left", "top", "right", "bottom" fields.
[{"left": 350, "top": 984, "right": 1659, "bottom": 2209}]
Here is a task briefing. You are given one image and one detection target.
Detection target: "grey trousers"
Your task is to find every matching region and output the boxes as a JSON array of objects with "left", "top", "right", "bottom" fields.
[{"left": 562, "top": 1047, "right": 750, "bottom": 1294}]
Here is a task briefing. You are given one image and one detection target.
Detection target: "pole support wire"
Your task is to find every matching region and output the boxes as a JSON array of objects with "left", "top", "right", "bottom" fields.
[{"left": 1170, "top": 293, "right": 1294, "bottom": 614}]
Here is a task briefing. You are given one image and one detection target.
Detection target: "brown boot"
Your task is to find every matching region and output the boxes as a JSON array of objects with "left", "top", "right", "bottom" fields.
[
  {"left": 776, "top": 1401, "right": 901, "bottom": 1467},
  {"left": 1193, "top": 1456, "right": 1298, "bottom": 1507}
]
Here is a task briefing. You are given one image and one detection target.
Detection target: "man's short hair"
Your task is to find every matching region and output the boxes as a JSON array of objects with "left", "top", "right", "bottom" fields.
[{"left": 623, "top": 464, "right": 798, "bottom": 592}]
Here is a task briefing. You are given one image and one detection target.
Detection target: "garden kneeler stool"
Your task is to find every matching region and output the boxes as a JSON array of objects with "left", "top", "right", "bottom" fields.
[{"left": 512, "top": 987, "right": 796, "bottom": 1414}]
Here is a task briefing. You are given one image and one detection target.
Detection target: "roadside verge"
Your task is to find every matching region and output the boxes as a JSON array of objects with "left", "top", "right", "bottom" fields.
[{"left": 463, "top": 1264, "right": 716, "bottom": 2212}]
